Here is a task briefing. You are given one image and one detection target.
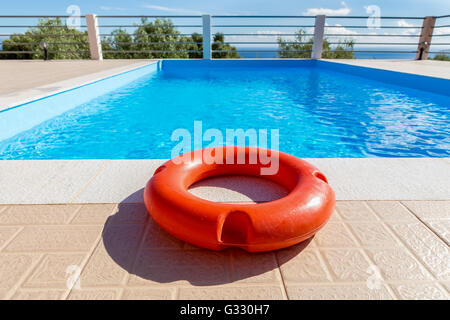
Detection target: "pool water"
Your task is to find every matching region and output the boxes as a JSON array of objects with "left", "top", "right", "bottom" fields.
[{"left": 0, "top": 62, "right": 449, "bottom": 159}]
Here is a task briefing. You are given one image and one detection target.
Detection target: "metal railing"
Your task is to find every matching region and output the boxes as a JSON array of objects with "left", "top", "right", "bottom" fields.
[{"left": 0, "top": 14, "right": 449, "bottom": 60}]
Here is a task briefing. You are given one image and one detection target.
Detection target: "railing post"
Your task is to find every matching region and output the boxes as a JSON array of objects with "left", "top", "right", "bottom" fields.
[
  {"left": 202, "top": 14, "right": 212, "bottom": 60},
  {"left": 312, "top": 15, "right": 326, "bottom": 59},
  {"left": 86, "top": 14, "right": 103, "bottom": 60},
  {"left": 415, "top": 16, "right": 436, "bottom": 60}
]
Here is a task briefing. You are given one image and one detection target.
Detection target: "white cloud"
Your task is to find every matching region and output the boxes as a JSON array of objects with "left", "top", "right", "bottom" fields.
[
  {"left": 303, "top": 1, "right": 350, "bottom": 16},
  {"left": 99, "top": 6, "right": 127, "bottom": 11},
  {"left": 396, "top": 19, "right": 421, "bottom": 36},
  {"left": 397, "top": 19, "right": 414, "bottom": 28},
  {"left": 142, "top": 4, "right": 203, "bottom": 15}
]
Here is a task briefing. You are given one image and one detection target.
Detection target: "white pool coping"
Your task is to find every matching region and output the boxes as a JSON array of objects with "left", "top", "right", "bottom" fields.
[
  {"left": 0, "top": 158, "right": 449, "bottom": 204},
  {"left": 0, "top": 60, "right": 157, "bottom": 112}
]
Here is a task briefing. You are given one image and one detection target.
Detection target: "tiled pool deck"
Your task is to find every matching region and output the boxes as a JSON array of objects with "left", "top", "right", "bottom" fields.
[{"left": 0, "top": 59, "right": 449, "bottom": 300}]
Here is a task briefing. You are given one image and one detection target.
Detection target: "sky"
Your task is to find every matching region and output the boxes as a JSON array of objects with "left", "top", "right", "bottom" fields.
[
  {"left": 0, "top": 1, "right": 449, "bottom": 53},
  {"left": 0, "top": 0, "right": 449, "bottom": 17}
]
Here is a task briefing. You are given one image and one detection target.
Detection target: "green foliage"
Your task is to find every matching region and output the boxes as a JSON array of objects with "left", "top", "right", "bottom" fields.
[
  {"left": 1, "top": 18, "right": 240, "bottom": 59},
  {"left": 1, "top": 18, "right": 89, "bottom": 59},
  {"left": 212, "top": 33, "right": 240, "bottom": 58},
  {"left": 430, "top": 53, "right": 450, "bottom": 61},
  {"left": 278, "top": 29, "right": 354, "bottom": 59}
]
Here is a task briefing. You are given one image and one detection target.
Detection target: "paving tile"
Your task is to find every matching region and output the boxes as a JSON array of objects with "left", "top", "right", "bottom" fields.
[
  {"left": 129, "top": 249, "right": 232, "bottom": 286},
  {"left": 68, "top": 289, "right": 119, "bottom": 300},
  {"left": 0, "top": 205, "right": 80, "bottom": 225},
  {"left": 390, "top": 222, "right": 450, "bottom": 280},
  {"left": 80, "top": 244, "right": 129, "bottom": 287},
  {"left": 321, "top": 249, "right": 371, "bottom": 282},
  {"left": 11, "top": 289, "right": 65, "bottom": 300},
  {"left": 391, "top": 283, "right": 449, "bottom": 300},
  {"left": 230, "top": 249, "right": 280, "bottom": 284},
  {"left": 327, "top": 209, "right": 341, "bottom": 222},
  {"left": 402, "top": 201, "right": 450, "bottom": 220},
  {"left": 0, "top": 226, "right": 20, "bottom": 249},
  {"left": 139, "top": 219, "right": 185, "bottom": 250},
  {"left": 366, "top": 248, "right": 433, "bottom": 281},
  {"left": 440, "top": 282, "right": 450, "bottom": 293},
  {"left": 3, "top": 226, "right": 101, "bottom": 252},
  {"left": 121, "top": 288, "right": 174, "bottom": 300},
  {"left": 22, "top": 253, "right": 86, "bottom": 289},
  {"left": 367, "top": 201, "right": 417, "bottom": 222},
  {"left": 277, "top": 248, "right": 331, "bottom": 283},
  {"left": 347, "top": 222, "right": 400, "bottom": 248},
  {"left": 108, "top": 203, "right": 149, "bottom": 225},
  {"left": 336, "top": 201, "right": 379, "bottom": 221},
  {"left": 426, "top": 220, "right": 450, "bottom": 245},
  {"left": 73, "top": 160, "right": 165, "bottom": 203},
  {"left": 312, "top": 222, "right": 358, "bottom": 248},
  {"left": 286, "top": 284, "right": 394, "bottom": 300},
  {"left": 178, "top": 286, "right": 284, "bottom": 300},
  {"left": 0, "top": 160, "right": 107, "bottom": 204},
  {"left": 81, "top": 223, "right": 145, "bottom": 286},
  {"left": 70, "top": 204, "right": 117, "bottom": 225},
  {"left": 0, "top": 253, "right": 39, "bottom": 299}
]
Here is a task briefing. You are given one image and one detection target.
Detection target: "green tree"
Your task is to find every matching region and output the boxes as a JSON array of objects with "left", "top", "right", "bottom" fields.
[
  {"left": 102, "top": 29, "right": 135, "bottom": 59},
  {"left": 212, "top": 33, "right": 240, "bottom": 58},
  {"left": 278, "top": 29, "right": 354, "bottom": 59},
  {"left": 430, "top": 53, "right": 450, "bottom": 61},
  {"left": 1, "top": 18, "right": 89, "bottom": 59}
]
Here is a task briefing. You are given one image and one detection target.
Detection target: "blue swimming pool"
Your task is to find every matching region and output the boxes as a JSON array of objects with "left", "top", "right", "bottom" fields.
[{"left": 0, "top": 60, "right": 449, "bottom": 159}]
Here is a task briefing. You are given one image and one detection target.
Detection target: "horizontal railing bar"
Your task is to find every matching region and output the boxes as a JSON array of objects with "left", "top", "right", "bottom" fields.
[
  {"left": 324, "top": 34, "right": 420, "bottom": 37},
  {"left": 211, "top": 49, "right": 435, "bottom": 53},
  {"left": 99, "top": 33, "right": 193, "bottom": 37},
  {"left": 0, "top": 15, "right": 85, "bottom": 18},
  {"left": 213, "top": 49, "right": 312, "bottom": 52},
  {"left": 330, "top": 50, "right": 419, "bottom": 52},
  {"left": 436, "top": 15, "right": 450, "bottom": 18},
  {"left": 0, "top": 34, "right": 87, "bottom": 37},
  {"left": 0, "top": 42, "right": 88, "bottom": 45},
  {"left": 220, "top": 33, "right": 314, "bottom": 36},
  {"left": 213, "top": 41, "right": 310, "bottom": 44},
  {"left": 323, "top": 42, "right": 419, "bottom": 45},
  {"left": 97, "top": 15, "right": 201, "bottom": 18},
  {"left": 102, "top": 42, "right": 202, "bottom": 45},
  {"left": 212, "top": 15, "right": 424, "bottom": 19},
  {"left": 0, "top": 15, "right": 444, "bottom": 19},
  {"left": 212, "top": 25, "right": 315, "bottom": 27},
  {"left": 212, "top": 41, "right": 419, "bottom": 45},
  {"left": 327, "top": 16, "right": 424, "bottom": 19},
  {"left": 0, "top": 50, "right": 90, "bottom": 53},
  {"left": 0, "top": 51, "right": 35, "bottom": 53},
  {"left": 212, "top": 15, "right": 315, "bottom": 18},
  {"left": 434, "top": 34, "right": 450, "bottom": 36},
  {"left": 0, "top": 25, "right": 87, "bottom": 28},
  {"left": 103, "top": 50, "right": 202, "bottom": 53},
  {"left": 325, "top": 25, "right": 423, "bottom": 29},
  {"left": 98, "top": 25, "right": 201, "bottom": 28}
]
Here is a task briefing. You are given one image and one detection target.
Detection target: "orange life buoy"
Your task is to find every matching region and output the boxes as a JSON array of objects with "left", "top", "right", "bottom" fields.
[{"left": 144, "top": 146, "right": 335, "bottom": 252}]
